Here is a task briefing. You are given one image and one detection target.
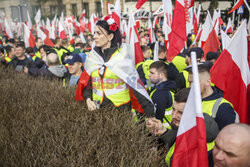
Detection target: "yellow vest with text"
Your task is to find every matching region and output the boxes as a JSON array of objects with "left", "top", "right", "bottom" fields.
[{"left": 90, "top": 49, "right": 131, "bottom": 107}]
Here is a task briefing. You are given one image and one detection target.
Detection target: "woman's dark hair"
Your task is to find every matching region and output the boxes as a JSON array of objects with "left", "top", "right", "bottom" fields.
[{"left": 96, "top": 20, "right": 122, "bottom": 47}]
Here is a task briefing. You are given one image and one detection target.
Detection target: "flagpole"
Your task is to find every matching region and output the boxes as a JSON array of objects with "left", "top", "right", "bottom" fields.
[{"left": 243, "top": 0, "right": 250, "bottom": 12}]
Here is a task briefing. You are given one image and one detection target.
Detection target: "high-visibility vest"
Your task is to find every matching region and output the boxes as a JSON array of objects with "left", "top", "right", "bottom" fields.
[
  {"left": 172, "top": 55, "right": 187, "bottom": 72},
  {"left": 67, "top": 45, "right": 74, "bottom": 52},
  {"left": 90, "top": 49, "right": 131, "bottom": 107},
  {"left": 149, "top": 88, "right": 175, "bottom": 128},
  {"left": 183, "top": 70, "right": 190, "bottom": 88},
  {"left": 165, "top": 139, "right": 215, "bottom": 166},
  {"left": 32, "top": 51, "right": 41, "bottom": 61},
  {"left": 4, "top": 54, "right": 12, "bottom": 63}
]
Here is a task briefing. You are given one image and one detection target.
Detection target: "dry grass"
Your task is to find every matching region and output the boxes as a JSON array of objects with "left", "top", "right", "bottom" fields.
[{"left": 0, "top": 67, "right": 166, "bottom": 167}]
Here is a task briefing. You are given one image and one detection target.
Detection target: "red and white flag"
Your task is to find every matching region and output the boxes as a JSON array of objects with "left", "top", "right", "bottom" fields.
[
  {"left": 226, "top": 18, "right": 233, "bottom": 34},
  {"left": 23, "top": 23, "right": 35, "bottom": 48},
  {"left": 228, "top": 0, "right": 244, "bottom": 14},
  {"left": 167, "top": 0, "right": 186, "bottom": 61},
  {"left": 107, "top": 2, "right": 115, "bottom": 15},
  {"left": 34, "top": 9, "right": 41, "bottom": 24},
  {"left": 37, "top": 27, "right": 54, "bottom": 47},
  {"left": 4, "top": 18, "right": 13, "bottom": 39},
  {"left": 27, "top": 10, "right": 32, "bottom": 30},
  {"left": 79, "top": 10, "right": 86, "bottom": 20},
  {"left": 199, "top": 11, "right": 213, "bottom": 48},
  {"left": 220, "top": 30, "right": 231, "bottom": 50},
  {"left": 112, "top": 0, "right": 121, "bottom": 29},
  {"left": 172, "top": 52, "right": 208, "bottom": 167},
  {"left": 127, "top": 14, "right": 144, "bottom": 65},
  {"left": 58, "top": 21, "right": 67, "bottom": 39},
  {"left": 210, "top": 20, "right": 250, "bottom": 124},
  {"left": 136, "top": 0, "right": 148, "bottom": 9},
  {"left": 147, "top": 18, "right": 156, "bottom": 44}
]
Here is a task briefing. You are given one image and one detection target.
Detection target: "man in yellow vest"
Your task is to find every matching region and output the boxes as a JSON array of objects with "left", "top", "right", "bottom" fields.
[
  {"left": 148, "top": 61, "right": 176, "bottom": 127},
  {"left": 147, "top": 88, "right": 219, "bottom": 166},
  {"left": 188, "top": 64, "right": 239, "bottom": 130},
  {"left": 4, "top": 45, "right": 15, "bottom": 64},
  {"left": 32, "top": 37, "right": 43, "bottom": 61}
]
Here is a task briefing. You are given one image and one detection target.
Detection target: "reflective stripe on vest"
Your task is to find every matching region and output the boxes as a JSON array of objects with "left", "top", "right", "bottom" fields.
[
  {"left": 150, "top": 88, "right": 174, "bottom": 128},
  {"left": 183, "top": 70, "right": 189, "bottom": 88}
]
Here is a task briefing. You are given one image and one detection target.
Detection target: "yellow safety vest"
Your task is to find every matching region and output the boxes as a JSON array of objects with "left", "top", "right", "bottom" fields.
[
  {"left": 172, "top": 55, "right": 187, "bottom": 72},
  {"left": 149, "top": 88, "right": 175, "bottom": 128},
  {"left": 32, "top": 51, "right": 41, "bottom": 61},
  {"left": 4, "top": 54, "right": 12, "bottom": 63},
  {"left": 90, "top": 49, "right": 131, "bottom": 107},
  {"left": 67, "top": 45, "right": 74, "bottom": 52},
  {"left": 183, "top": 70, "right": 190, "bottom": 88}
]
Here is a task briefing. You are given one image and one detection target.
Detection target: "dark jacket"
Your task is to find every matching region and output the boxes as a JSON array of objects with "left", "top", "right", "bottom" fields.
[
  {"left": 83, "top": 46, "right": 155, "bottom": 117},
  {"left": 8, "top": 56, "right": 33, "bottom": 71},
  {"left": 148, "top": 80, "right": 177, "bottom": 122},
  {"left": 202, "top": 86, "right": 236, "bottom": 130}
]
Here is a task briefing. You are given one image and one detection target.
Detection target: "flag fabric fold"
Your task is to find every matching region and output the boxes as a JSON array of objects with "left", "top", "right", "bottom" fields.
[
  {"left": 210, "top": 20, "right": 250, "bottom": 124},
  {"left": 172, "top": 52, "right": 208, "bottom": 167}
]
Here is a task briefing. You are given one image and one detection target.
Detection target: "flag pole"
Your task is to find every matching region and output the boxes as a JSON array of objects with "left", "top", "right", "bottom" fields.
[{"left": 243, "top": 0, "right": 250, "bottom": 12}]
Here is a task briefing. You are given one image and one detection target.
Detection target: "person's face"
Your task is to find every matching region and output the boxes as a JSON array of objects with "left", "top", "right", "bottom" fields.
[
  {"left": 143, "top": 49, "right": 151, "bottom": 59},
  {"left": 15, "top": 47, "right": 25, "bottom": 58},
  {"left": 188, "top": 73, "right": 209, "bottom": 95},
  {"left": 158, "top": 52, "right": 166, "bottom": 60},
  {"left": 40, "top": 48, "right": 46, "bottom": 58},
  {"left": 9, "top": 48, "right": 15, "bottom": 58},
  {"left": 171, "top": 102, "right": 186, "bottom": 127},
  {"left": 93, "top": 26, "right": 113, "bottom": 48},
  {"left": 148, "top": 68, "right": 161, "bottom": 84},
  {"left": 68, "top": 62, "right": 82, "bottom": 75},
  {"left": 75, "top": 37, "right": 81, "bottom": 44},
  {"left": 140, "top": 38, "right": 147, "bottom": 46},
  {"left": 36, "top": 39, "right": 43, "bottom": 48},
  {"left": 213, "top": 131, "right": 250, "bottom": 167}
]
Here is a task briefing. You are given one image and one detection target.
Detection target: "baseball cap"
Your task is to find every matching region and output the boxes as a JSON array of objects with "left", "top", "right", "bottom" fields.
[{"left": 65, "top": 53, "right": 83, "bottom": 65}]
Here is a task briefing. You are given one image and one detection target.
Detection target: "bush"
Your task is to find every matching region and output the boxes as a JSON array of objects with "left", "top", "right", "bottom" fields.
[{"left": 0, "top": 67, "right": 166, "bottom": 167}]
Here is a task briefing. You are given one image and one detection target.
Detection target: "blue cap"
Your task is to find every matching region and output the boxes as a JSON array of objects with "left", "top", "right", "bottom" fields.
[{"left": 65, "top": 53, "right": 83, "bottom": 65}]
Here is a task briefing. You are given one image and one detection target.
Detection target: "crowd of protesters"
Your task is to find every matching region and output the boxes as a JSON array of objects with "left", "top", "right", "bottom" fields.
[{"left": 0, "top": 15, "right": 249, "bottom": 167}]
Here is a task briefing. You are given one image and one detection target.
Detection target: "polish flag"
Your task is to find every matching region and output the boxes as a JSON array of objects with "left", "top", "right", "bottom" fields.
[
  {"left": 147, "top": 18, "right": 156, "bottom": 44},
  {"left": 199, "top": 11, "right": 213, "bottom": 48},
  {"left": 210, "top": 20, "right": 250, "bottom": 124},
  {"left": 59, "top": 21, "right": 67, "bottom": 39},
  {"left": 44, "top": 18, "right": 50, "bottom": 37},
  {"left": 4, "top": 18, "right": 13, "bottom": 39},
  {"left": 127, "top": 14, "right": 144, "bottom": 65},
  {"left": 79, "top": 10, "right": 86, "bottom": 20},
  {"left": 162, "top": 0, "right": 173, "bottom": 50},
  {"left": 37, "top": 27, "right": 54, "bottom": 47},
  {"left": 196, "top": 4, "right": 201, "bottom": 25},
  {"left": 172, "top": 52, "right": 208, "bottom": 167},
  {"left": 202, "top": 28, "right": 220, "bottom": 59},
  {"left": 167, "top": 0, "right": 186, "bottom": 61},
  {"left": 192, "top": 25, "right": 202, "bottom": 46},
  {"left": 23, "top": 23, "right": 35, "bottom": 48},
  {"left": 193, "top": 10, "right": 198, "bottom": 36},
  {"left": 220, "top": 30, "right": 231, "bottom": 50},
  {"left": 136, "top": 0, "right": 148, "bottom": 9},
  {"left": 34, "top": 9, "right": 41, "bottom": 24},
  {"left": 226, "top": 18, "right": 233, "bottom": 34},
  {"left": 107, "top": 2, "right": 115, "bottom": 15},
  {"left": 89, "top": 14, "right": 95, "bottom": 35},
  {"left": 228, "top": 0, "right": 244, "bottom": 14},
  {"left": 50, "top": 20, "right": 56, "bottom": 40},
  {"left": 112, "top": 0, "right": 121, "bottom": 29},
  {"left": 27, "top": 10, "right": 32, "bottom": 30}
]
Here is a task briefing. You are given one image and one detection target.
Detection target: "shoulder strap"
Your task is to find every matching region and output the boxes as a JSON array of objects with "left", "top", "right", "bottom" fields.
[{"left": 212, "top": 97, "right": 223, "bottom": 118}]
